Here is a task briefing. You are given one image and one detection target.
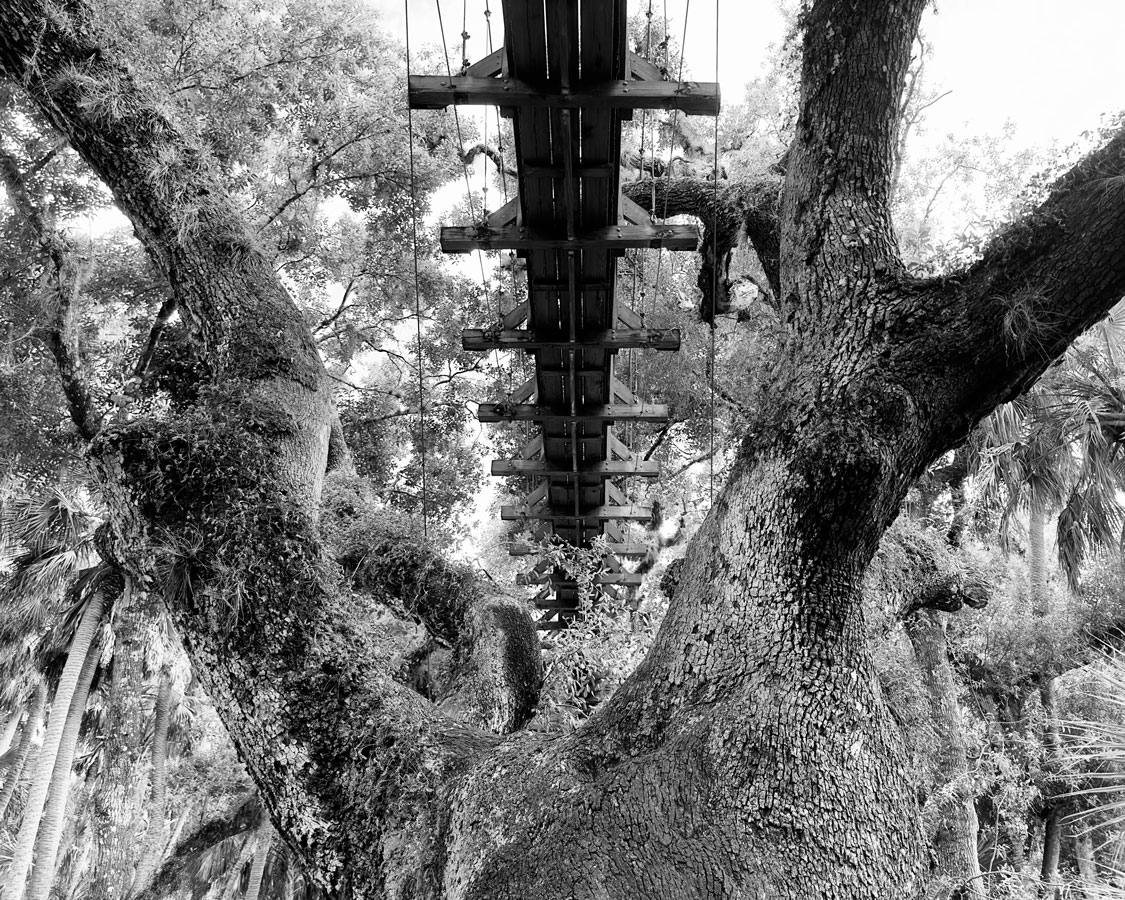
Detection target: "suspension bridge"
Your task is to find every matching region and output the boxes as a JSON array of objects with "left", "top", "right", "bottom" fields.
[{"left": 408, "top": 0, "right": 719, "bottom": 628}]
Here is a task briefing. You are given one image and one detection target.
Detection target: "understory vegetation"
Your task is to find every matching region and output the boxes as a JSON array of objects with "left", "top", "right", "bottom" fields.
[{"left": 3, "top": 0, "right": 1125, "bottom": 898}]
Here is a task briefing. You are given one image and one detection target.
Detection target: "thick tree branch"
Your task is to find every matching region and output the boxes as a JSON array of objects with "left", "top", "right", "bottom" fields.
[
  {"left": 0, "top": 145, "right": 102, "bottom": 439},
  {"left": 911, "top": 127, "right": 1125, "bottom": 456},
  {"left": 623, "top": 176, "right": 781, "bottom": 320}
]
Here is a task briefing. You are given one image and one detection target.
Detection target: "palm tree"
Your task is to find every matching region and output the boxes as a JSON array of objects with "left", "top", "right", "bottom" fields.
[
  {"left": 0, "top": 484, "right": 114, "bottom": 900},
  {"left": 0, "top": 681, "right": 47, "bottom": 825},
  {"left": 129, "top": 668, "right": 175, "bottom": 898}
]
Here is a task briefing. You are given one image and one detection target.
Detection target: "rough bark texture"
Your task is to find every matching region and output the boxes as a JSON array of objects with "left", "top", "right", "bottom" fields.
[
  {"left": 0, "top": 682, "right": 47, "bottom": 825},
  {"left": 23, "top": 615, "right": 103, "bottom": 900},
  {"left": 6, "top": 590, "right": 105, "bottom": 900},
  {"left": 134, "top": 795, "right": 264, "bottom": 900},
  {"left": 1028, "top": 502, "right": 1049, "bottom": 617},
  {"left": 89, "top": 591, "right": 155, "bottom": 900},
  {"left": 7, "top": 0, "right": 1125, "bottom": 898},
  {"left": 905, "top": 612, "right": 984, "bottom": 898},
  {"left": 128, "top": 668, "right": 174, "bottom": 898}
]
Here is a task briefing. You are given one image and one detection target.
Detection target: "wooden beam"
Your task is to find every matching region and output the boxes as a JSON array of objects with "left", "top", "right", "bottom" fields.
[
  {"left": 620, "top": 195, "right": 652, "bottom": 225},
  {"left": 627, "top": 50, "right": 664, "bottom": 82},
  {"left": 531, "top": 280, "right": 611, "bottom": 292},
  {"left": 465, "top": 48, "right": 505, "bottom": 78},
  {"left": 486, "top": 195, "right": 520, "bottom": 228},
  {"left": 491, "top": 458, "right": 661, "bottom": 477},
  {"left": 501, "top": 504, "right": 654, "bottom": 522},
  {"left": 508, "top": 375, "right": 536, "bottom": 404},
  {"left": 523, "top": 164, "right": 615, "bottom": 180},
  {"left": 501, "top": 300, "right": 528, "bottom": 329},
  {"left": 409, "top": 75, "right": 720, "bottom": 115},
  {"left": 478, "top": 403, "right": 670, "bottom": 423},
  {"left": 517, "top": 572, "right": 644, "bottom": 587},
  {"left": 441, "top": 224, "right": 699, "bottom": 253},
  {"left": 507, "top": 541, "right": 650, "bottom": 558},
  {"left": 463, "top": 327, "right": 680, "bottom": 351}
]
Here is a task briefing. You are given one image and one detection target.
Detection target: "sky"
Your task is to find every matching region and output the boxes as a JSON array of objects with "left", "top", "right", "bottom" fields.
[{"left": 376, "top": 0, "right": 1125, "bottom": 154}]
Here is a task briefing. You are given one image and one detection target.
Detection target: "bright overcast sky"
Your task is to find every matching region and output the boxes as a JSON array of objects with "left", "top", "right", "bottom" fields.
[{"left": 378, "top": 0, "right": 1125, "bottom": 153}]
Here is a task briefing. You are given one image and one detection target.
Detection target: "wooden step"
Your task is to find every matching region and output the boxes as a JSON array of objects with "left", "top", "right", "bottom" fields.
[
  {"left": 478, "top": 403, "right": 669, "bottom": 423},
  {"left": 492, "top": 459, "right": 660, "bottom": 478},
  {"left": 463, "top": 327, "right": 679, "bottom": 352}
]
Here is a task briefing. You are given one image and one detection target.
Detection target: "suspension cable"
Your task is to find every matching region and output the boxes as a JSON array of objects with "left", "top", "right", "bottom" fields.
[
  {"left": 709, "top": 0, "right": 718, "bottom": 506},
  {"left": 404, "top": 0, "right": 430, "bottom": 539}
]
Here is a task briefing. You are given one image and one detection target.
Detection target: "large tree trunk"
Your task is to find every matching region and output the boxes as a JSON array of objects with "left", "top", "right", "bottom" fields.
[
  {"left": 905, "top": 611, "right": 984, "bottom": 898},
  {"left": 89, "top": 591, "right": 159, "bottom": 900},
  {"left": 22, "top": 614, "right": 103, "bottom": 900},
  {"left": 5, "top": 590, "right": 105, "bottom": 900},
  {"left": 129, "top": 668, "right": 174, "bottom": 898},
  {"left": 7, "top": 0, "right": 1125, "bottom": 897},
  {"left": 0, "top": 682, "right": 47, "bottom": 825}
]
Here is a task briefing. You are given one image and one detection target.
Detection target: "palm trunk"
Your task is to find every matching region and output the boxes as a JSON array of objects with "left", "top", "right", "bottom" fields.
[
  {"left": 1074, "top": 827, "right": 1097, "bottom": 896},
  {"left": 1029, "top": 500, "right": 1049, "bottom": 617},
  {"left": 1038, "top": 677, "right": 1064, "bottom": 900},
  {"left": 243, "top": 825, "right": 272, "bottom": 900},
  {"left": 129, "top": 670, "right": 174, "bottom": 898},
  {"left": 905, "top": 610, "right": 984, "bottom": 898},
  {"left": 0, "top": 682, "right": 47, "bottom": 825},
  {"left": 0, "top": 709, "right": 21, "bottom": 757},
  {"left": 22, "top": 622, "right": 103, "bottom": 900},
  {"left": 5, "top": 589, "right": 105, "bottom": 900}
]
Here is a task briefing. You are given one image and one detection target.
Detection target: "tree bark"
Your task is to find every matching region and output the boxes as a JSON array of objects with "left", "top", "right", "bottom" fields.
[
  {"left": 242, "top": 825, "right": 272, "bottom": 900},
  {"left": 1074, "top": 826, "right": 1097, "bottom": 896},
  {"left": 0, "top": 711, "right": 20, "bottom": 758},
  {"left": 1029, "top": 501, "right": 1050, "bottom": 617},
  {"left": 89, "top": 589, "right": 159, "bottom": 900},
  {"left": 7, "top": 1, "right": 1125, "bottom": 898},
  {"left": 0, "top": 682, "right": 47, "bottom": 826},
  {"left": 6, "top": 589, "right": 105, "bottom": 900},
  {"left": 129, "top": 668, "right": 174, "bottom": 898},
  {"left": 905, "top": 611, "right": 984, "bottom": 898},
  {"left": 23, "top": 612, "right": 103, "bottom": 900},
  {"left": 1037, "top": 678, "right": 1064, "bottom": 900}
]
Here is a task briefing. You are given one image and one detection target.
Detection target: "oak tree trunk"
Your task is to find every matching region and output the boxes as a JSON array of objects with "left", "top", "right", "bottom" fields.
[{"left": 7, "top": 0, "right": 1125, "bottom": 897}]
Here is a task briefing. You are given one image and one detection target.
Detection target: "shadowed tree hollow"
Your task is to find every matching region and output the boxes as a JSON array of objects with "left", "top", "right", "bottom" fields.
[{"left": 5, "top": 0, "right": 1125, "bottom": 898}]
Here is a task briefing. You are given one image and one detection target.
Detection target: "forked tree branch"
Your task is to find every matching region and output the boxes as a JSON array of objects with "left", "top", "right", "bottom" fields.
[{"left": 0, "top": 145, "right": 102, "bottom": 439}]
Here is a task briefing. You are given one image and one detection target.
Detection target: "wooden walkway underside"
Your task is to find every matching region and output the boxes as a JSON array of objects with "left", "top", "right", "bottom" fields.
[{"left": 409, "top": 0, "right": 719, "bottom": 628}]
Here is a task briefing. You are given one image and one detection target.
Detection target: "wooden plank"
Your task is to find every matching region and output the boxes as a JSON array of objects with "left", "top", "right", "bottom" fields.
[
  {"left": 509, "top": 376, "right": 536, "bottom": 404},
  {"left": 518, "top": 435, "right": 543, "bottom": 459},
  {"left": 616, "top": 303, "right": 643, "bottom": 329},
  {"left": 466, "top": 47, "right": 505, "bottom": 78},
  {"left": 501, "top": 300, "right": 528, "bottom": 329},
  {"left": 508, "top": 541, "right": 649, "bottom": 558},
  {"left": 487, "top": 195, "right": 520, "bottom": 228},
  {"left": 463, "top": 327, "right": 680, "bottom": 351},
  {"left": 478, "top": 403, "right": 670, "bottom": 423},
  {"left": 409, "top": 75, "right": 721, "bottom": 115},
  {"left": 628, "top": 50, "right": 664, "bottom": 82},
  {"left": 501, "top": 504, "right": 653, "bottom": 522},
  {"left": 523, "top": 164, "right": 615, "bottom": 180},
  {"left": 620, "top": 195, "right": 652, "bottom": 225},
  {"left": 441, "top": 224, "right": 699, "bottom": 253},
  {"left": 491, "top": 458, "right": 660, "bottom": 477},
  {"left": 610, "top": 377, "right": 637, "bottom": 405}
]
